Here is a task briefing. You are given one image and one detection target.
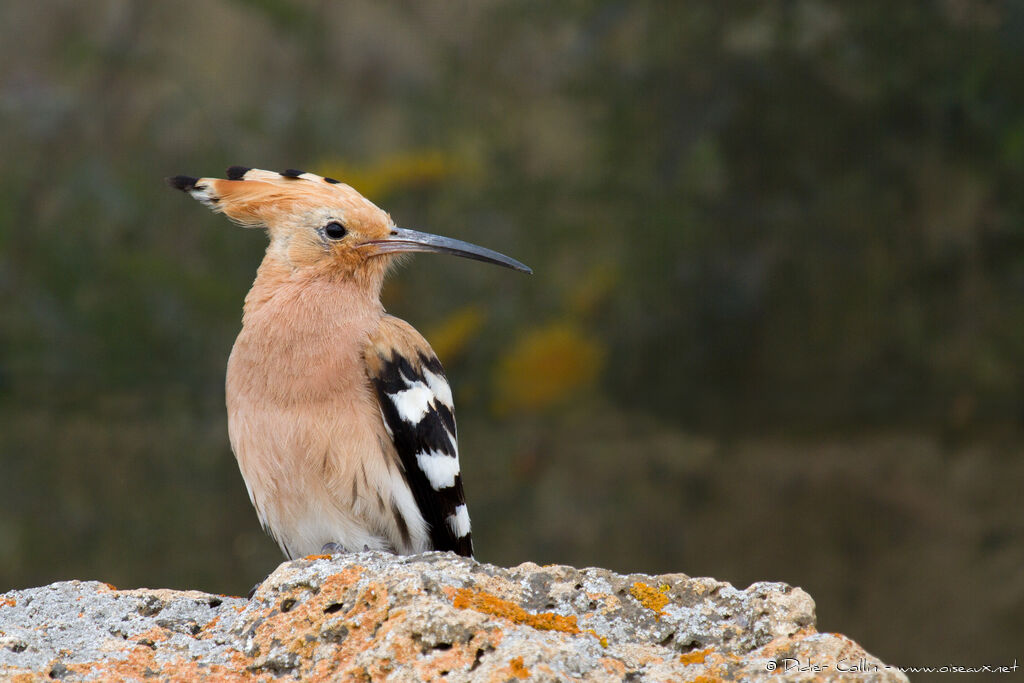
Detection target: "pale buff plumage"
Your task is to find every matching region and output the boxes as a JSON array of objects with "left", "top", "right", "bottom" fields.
[
  {"left": 189, "top": 172, "right": 427, "bottom": 557},
  {"left": 227, "top": 262, "right": 432, "bottom": 557},
  {"left": 169, "top": 167, "right": 529, "bottom": 559}
]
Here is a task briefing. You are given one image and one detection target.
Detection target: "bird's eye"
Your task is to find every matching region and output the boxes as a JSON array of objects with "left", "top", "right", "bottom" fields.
[{"left": 324, "top": 221, "right": 347, "bottom": 240}]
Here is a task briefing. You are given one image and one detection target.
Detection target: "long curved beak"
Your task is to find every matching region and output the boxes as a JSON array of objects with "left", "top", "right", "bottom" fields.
[{"left": 363, "top": 227, "right": 532, "bottom": 274}]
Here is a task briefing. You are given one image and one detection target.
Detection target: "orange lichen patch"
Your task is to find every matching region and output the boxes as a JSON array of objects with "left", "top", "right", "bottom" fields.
[
  {"left": 132, "top": 626, "right": 172, "bottom": 646},
  {"left": 584, "top": 629, "right": 608, "bottom": 647},
  {"left": 585, "top": 591, "right": 622, "bottom": 615},
  {"left": 679, "top": 647, "right": 713, "bottom": 666},
  {"left": 506, "top": 656, "right": 530, "bottom": 679},
  {"left": 451, "top": 588, "right": 580, "bottom": 634},
  {"left": 8, "top": 672, "right": 43, "bottom": 683},
  {"left": 312, "top": 605, "right": 495, "bottom": 683},
  {"left": 237, "top": 564, "right": 499, "bottom": 681},
  {"left": 303, "top": 554, "right": 332, "bottom": 561},
  {"left": 776, "top": 625, "right": 816, "bottom": 645},
  {"left": 599, "top": 657, "right": 627, "bottom": 677},
  {"left": 756, "top": 631, "right": 819, "bottom": 660},
  {"left": 1, "top": 597, "right": 15, "bottom": 608},
  {"left": 67, "top": 644, "right": 251, "bottom": 682},
  {"left": 681, "top": 648, "right": 745, "bottom": 682},
  {"left": 630, "top": 582, "right": 671, "bottom": 617},
  {"left": 238, "top": 566, "right": 372, "bottom": 678},
  {"left": 196, "top": 615, "right": 221, "bottom": 638},
  {"left": 101, "top": 583, "right": 117, "bottom": 591}
]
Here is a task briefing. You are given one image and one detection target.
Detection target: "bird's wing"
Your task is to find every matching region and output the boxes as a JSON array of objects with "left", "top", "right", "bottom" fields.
[{"left": 364, "top": 315, "right": 474, "bottom": 557}]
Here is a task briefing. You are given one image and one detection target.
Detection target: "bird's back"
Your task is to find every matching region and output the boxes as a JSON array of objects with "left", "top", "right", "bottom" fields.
[{"left": 365, "top": 315, "right": 474, "bottom": 557}]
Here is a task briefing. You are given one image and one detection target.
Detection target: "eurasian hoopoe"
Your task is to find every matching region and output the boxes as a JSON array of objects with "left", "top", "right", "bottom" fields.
[{"left": 168, "top": 167, "right": 530, "bottom": 559}]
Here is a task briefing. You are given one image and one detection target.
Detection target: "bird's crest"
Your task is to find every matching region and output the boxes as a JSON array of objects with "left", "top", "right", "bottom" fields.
[
  {"left": 167, "top": 166, "right": 389, "bottom": 231},
  {"left": 168, "top": 166, "right": 531, "bottom": 277}
]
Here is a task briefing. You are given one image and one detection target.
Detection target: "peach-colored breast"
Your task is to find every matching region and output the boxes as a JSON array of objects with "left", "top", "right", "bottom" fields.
[{"left": 225, "top": 260, "right": 429, "bottom": 557}]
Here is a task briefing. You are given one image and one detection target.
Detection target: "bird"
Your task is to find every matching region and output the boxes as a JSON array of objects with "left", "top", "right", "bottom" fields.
[{"left": 168, "top": 166, "right": 530, "bottom": 560}]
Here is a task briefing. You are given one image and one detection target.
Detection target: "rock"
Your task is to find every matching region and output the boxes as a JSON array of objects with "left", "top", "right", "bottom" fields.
[{"left": 0, "top": 553, "right": 906, "bottom": 681}]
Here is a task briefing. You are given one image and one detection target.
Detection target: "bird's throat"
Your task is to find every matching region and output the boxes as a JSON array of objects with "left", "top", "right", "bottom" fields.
[{"left": 229, "top": 259, "right": 385, "bottom": 407}]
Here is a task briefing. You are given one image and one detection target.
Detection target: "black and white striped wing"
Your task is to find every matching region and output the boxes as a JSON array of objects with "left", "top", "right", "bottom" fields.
[{"left": 370, "top": 348, "right": 473, "bottom": 557}]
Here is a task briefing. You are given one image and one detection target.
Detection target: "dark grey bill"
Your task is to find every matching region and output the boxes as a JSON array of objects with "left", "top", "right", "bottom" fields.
[{"left": 364, "top": 227, "right": 532, "bottom": 274}]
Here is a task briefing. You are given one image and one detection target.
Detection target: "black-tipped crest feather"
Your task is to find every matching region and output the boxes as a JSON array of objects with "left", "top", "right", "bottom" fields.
[
  {"left": 226, "top": 166, "right": 251, "bottom": 180},
  {"left": 167, "top": 175, "right": 198, "bottom": 191}
]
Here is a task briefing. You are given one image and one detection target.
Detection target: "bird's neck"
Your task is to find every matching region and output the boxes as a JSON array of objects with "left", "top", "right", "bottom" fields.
[
  {"left": 229, "top": 257, "right": 386, "bottom": 405},
  {"left": 242, "top": 257, "right": 385, "bottom": 327}
]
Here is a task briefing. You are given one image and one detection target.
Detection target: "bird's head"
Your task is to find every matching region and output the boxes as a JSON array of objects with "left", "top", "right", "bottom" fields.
[{"left": 168, "top": 166, "right": 530, "bottom": 288}]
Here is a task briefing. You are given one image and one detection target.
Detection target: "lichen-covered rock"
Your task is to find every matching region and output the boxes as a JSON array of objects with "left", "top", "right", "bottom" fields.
[{"left": 0, "top": 553, "right": 906, "bottom": 681}]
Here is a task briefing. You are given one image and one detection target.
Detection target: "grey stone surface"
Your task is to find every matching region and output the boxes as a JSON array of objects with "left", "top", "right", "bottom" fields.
[{"left": 0, "top": 552, "right": 907, "bottom": 681}]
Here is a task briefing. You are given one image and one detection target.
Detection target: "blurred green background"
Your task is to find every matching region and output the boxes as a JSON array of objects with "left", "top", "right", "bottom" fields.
[{"left": 1, "top": 0, "right": 1022, "bottom": 673}]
